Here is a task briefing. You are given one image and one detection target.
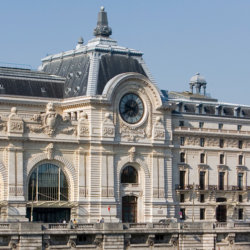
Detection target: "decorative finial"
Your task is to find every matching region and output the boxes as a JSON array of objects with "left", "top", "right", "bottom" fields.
[
  {"left": 78, "top": 37, "right": 84, "bottom": 44},
  {"left": 93, "top": 6, "right": 112, "bottom": 37}
]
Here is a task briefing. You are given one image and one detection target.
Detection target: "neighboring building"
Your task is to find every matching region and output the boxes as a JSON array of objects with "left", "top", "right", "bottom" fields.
[{"left": 0, "top": 6, "right": 249, "bottom": 249}]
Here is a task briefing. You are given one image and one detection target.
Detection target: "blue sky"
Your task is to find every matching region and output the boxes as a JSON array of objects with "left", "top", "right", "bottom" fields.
[{"left": 0, "top": 0, "right": 249, "bottom": 105}]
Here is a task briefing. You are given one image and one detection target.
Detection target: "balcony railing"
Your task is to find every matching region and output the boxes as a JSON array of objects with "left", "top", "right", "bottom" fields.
[
  {"left": 175, "top": 184, "right": 250, "bottom": 191},
  {"left": 175, "top": 127, "right": 250, "bottom": 136}
]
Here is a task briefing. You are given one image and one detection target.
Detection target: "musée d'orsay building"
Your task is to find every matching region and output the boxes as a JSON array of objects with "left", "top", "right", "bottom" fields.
[{"left": 0, "top": 7, "right": 250, "bottom": 250}]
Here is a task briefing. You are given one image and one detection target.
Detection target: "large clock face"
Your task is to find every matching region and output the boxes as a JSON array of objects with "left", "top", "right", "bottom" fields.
[{"left": 119, "top": 93, "right": 144, "bottom": 124}]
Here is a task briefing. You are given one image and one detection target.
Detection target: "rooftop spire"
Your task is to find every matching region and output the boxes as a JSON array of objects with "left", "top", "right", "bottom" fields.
[{"left": 93, "top": 6, "right": 112, "bottom": 37}]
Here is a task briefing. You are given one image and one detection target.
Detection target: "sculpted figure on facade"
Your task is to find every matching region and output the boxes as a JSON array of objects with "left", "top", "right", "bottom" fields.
[
  {"left": 28, "top": 102, "right": 75, "bottom": 136},
  {"left": 102, "top": 112, "right": 115, "bottom": 138}
]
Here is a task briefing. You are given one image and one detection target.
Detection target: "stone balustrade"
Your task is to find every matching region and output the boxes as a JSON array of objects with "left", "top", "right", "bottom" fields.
[{"left": 0, "top": 222, "right": 248, "bottom": 249}]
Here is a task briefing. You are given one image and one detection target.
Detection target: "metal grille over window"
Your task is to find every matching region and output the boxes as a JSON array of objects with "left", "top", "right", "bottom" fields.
[{"left": 28, "top": 163, "right": 68, "bottom": 201}]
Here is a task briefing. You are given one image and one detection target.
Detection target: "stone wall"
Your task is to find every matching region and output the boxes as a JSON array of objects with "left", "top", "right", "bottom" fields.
[{"left": 0, "top": 222, "right": 249, "bottom": 250}]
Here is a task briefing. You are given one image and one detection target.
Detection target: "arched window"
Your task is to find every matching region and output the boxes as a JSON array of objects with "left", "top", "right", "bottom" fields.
[
  {"left": 180, "top": 152, "right": 185, "bottom": 163},
  {"left": 28, "top": 163, "right": 68, "bottom": 201},
  {"left": 121, "top": 166, "right": 138, "bottom": 184}
]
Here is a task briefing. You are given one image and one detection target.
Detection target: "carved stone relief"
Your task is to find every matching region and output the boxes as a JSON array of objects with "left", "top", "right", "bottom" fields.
[
  {"left": 8, "top": 107, "right": 24, "bottom": 135},
  {"left": 206, "top": 137, "right": 219, "bottom": 147},
  {"left": 78, "top": 112, "right": 89, "bottom": 137},
  {"left": 119, "top": 121, "right": 147, "bottom": 141},
  {"left": 102, "top": 113, "right": 115, "bottom": 138},
  {"left": 152, "top": 116, "right": 165, "bottom": 140},
  {"left": 28, "top": 102, "right": 76, "bottom": 136}
]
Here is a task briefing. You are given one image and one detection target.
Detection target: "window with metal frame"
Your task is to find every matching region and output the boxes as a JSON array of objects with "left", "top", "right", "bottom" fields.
[{"left": 28, "top": 163, "right": 68, "bottom": 201}]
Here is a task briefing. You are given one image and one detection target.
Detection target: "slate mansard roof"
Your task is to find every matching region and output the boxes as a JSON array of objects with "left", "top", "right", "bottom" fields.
[
  {"left": 0, "top": 67, "right": 64, "bottom": 98},
  {"left": 41, "top": 7, "right": 149, "bottom": 98}
]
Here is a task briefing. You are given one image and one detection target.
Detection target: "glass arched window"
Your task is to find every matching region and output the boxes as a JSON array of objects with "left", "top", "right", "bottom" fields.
[
  {"left": 28, "top": 163, "right": 68, "bottom": 201},
  {"left": 121, "top": 166, "right": 138, "bottom": 184}
]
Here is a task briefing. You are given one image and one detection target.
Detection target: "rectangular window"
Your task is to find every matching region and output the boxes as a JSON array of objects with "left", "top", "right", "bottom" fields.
[
  {"left": 180, "top": 208, "right": 185, "bottom": 220},
  {"left": 239, "top": 155, "right": 243, "bottom": 165},
  {"left": 180, "top": 193, "right": 185, "bottom": 203},
  {"left": 219, "top": 154, "right": 224, "bottom": 164},
  {"left": 199, "top": 171, "right": 205, "bottom": 190},
  {"left": 200, "top": 194, "right": 205, "bottom": 203},
  {"left": 200, "top": 138, "right": 205, "bottom": 147},
  {"left": 199, "top": 122, "right": 204, "bottom": 128},
  {"left": 200, "top": 208, "right": 205, "bottom": 220},
  {"left": 237, "top": 125, "right": 242, "bottom": 131},
  {"left": 238, "top": 173, "right": 243, "bottom": 190},
  {"left": 200, "top": 153, "right": 205, "bottom": 164},
  {"left": 219, "top": 139, "right": 224, "bottom": 148},
  {"left": 179, "top": 171, "right": 185, "bottom": 189},
  {"left": 238, "top": 208, "right": 243, "bottom": 220},
  {"left": 180, "top": 153, "right": 185, "bottom": 163},
  {"left": 219, "top": 172, "right": 225, "bottom": 190},
  {"left": 219, "top": 123, "right": 223, "bottom": 130},
  {"left": 179, "top": 121, "right": 184, "bottom": 127},
  {"left": 238, "top": 194, "right": 243, "bottom": 203},
  {"left": 180, "top": 137, "right": 185, "bottom": 146},
  {"left": 238, "top": 140, "right": 243, "bottom": 149},
  {"left": 218, "top": 123, "right": 223, "bottom": 129}
]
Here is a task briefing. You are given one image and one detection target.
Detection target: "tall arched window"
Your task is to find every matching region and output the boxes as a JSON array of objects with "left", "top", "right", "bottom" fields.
[
  {"left": 28, "top": 163, "right": 68, "bottom": 201},
  {"left": 121, "top": 166, "right": 138, "bottom": 184}
]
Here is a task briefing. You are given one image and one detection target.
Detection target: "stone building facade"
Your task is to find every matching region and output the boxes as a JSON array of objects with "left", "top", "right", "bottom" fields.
[{"left": 0, "top": 6, "right": 249, "bottom": 250}]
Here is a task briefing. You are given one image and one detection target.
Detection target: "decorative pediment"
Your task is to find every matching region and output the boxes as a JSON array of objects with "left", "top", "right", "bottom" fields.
[
  {"left": 198, "top": 164, "right": 209, "bottom": 171},
  {"left": 178, "top": 163, "right": 189, "bottom": 171},
  {"left": 236, "top": 165, "right": 248, "bottom": 172},
  {"left": 217, "top": 165, "right": 229, "bottom": 171}
]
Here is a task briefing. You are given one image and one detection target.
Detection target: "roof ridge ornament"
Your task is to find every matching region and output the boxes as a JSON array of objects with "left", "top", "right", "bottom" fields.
[{"left": 93, "top": 6, "right": 112, "bottom": 37}]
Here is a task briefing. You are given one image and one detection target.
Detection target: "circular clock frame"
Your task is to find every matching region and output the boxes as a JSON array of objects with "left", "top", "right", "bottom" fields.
[{"left": 119, "top": 93, "right": 144, "bottom": 124}]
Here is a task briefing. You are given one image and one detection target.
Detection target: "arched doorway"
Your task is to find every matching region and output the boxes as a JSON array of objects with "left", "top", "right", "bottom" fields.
[
  {"left": 27, "top": 163, "right": 70, "bottom": 222},
  {"left": 122, "top": 196, "right": 137, "bottom": 223}
]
